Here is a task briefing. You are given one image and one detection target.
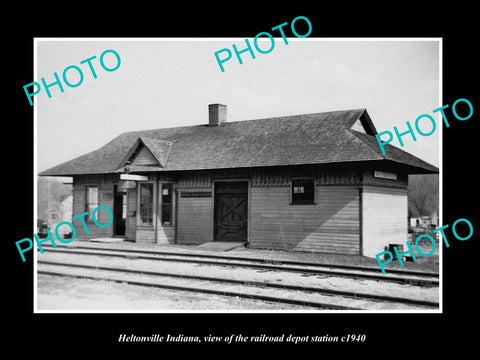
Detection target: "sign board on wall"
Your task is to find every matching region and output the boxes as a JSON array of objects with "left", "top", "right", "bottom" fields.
[
  {"left": 373, "top": 171, "right": 397, "bottom": 180},
  {"left": 120, "top": 174, "right": 149, "bottom": 181},
  {"left": 180, "top": 192, "right": 212, "bottom": 198}
]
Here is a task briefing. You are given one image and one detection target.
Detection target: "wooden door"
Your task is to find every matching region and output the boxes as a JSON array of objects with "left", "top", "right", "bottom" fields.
[
  {"left": 214, "top": 181, "right": 248, "bottom": 242},
  {"left": 113, "top": 185, "right": 127, "bottom": 236}
]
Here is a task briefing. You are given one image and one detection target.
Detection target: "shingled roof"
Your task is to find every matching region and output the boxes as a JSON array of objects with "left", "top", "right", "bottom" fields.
[{"left": 39, "top": 108, "right": 438, "bottom": 176}]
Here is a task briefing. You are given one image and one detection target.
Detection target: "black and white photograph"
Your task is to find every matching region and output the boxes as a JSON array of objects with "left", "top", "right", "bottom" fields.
[
  {"left": 33, "top": 38, "right": 440, "bottom": 313},
  {"left": 7, "top": 7, "right": 478, "bottom": 353}
]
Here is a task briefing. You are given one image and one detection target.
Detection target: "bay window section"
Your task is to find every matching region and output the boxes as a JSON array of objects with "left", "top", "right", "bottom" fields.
[
  {"left": 85, "top": 185, "right": 99, "bottom": 221},
  {"left": 161, "top": 183, "right": 173, "bottom": 225},
  {"left": 140, "top": 183, "right": 154, "bottom": 225}
]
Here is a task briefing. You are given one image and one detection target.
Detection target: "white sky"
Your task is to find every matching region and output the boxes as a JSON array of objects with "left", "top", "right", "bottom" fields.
[{"left": 36, "top": 38, "right": 440, "bottom": 173}]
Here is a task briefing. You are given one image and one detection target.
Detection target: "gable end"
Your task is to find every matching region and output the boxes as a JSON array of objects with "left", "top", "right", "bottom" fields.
[{"left": 348, "top": 110, "right": 377, "bottom": 136}]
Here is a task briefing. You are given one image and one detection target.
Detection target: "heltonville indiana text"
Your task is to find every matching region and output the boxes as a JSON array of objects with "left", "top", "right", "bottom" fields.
[{"left": 119, "top": 334, "right": 200, "bottom": 343}]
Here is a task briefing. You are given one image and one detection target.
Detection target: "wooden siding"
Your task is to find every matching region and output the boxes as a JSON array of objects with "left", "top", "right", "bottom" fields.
[
  {"left": 249, "top": 186, "right": 360, "bottom": 254},
  {"left": 361, "top": 187, "right": 408, "bottom": 257},
  {"left": 131, "top": 145, "right": 157, "bottom": 166},
  {"left": 72, "top": 175, "right": 117, "bottom": 240},
  {"left": 156, "top": 227, "right": 175, "bottom": 244},
  {"left": 174, "top": 167, "right": 362, "bottom": 251},
  {"left": 176, "top": 195, "right": 213, "bottom": 244},
  {"left": 136, "top": 227, "right": 156, "bottom": 243}
]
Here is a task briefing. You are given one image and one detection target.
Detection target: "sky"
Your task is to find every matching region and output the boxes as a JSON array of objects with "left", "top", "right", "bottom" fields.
[{"left": 35, "top": 38, "right": 440, "bottom": 173}]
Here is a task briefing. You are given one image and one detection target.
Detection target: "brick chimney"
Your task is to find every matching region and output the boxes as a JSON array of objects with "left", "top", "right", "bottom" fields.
[{"left": 208, "top": 104, "right": 227, "bottom": 126}]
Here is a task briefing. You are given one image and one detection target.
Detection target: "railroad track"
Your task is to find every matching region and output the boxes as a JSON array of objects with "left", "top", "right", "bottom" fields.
[
  {"left": 36, "top": 245, "right": 440, "bottom": 310},
  {"left": 37, "top": 245, "right": 439, "bottom": 286}
]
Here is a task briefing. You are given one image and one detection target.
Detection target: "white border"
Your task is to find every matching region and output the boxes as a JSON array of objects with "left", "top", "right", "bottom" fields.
[
  {"left": 33, "top": 38, "right": 38, "bottom": 312},
  {"left": 33, "top": 37, "right": 443, "bottom": 314}
]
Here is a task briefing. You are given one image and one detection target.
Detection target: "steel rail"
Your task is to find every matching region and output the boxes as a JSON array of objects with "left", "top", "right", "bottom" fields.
[
  {"left": 37, "top": 260, "right": 439, "bottom": 309},
  {"left": 37, "top": 269, "right": 358, "bottom": 310},
  {"left": 39, "top": 244, "right": 439, "bottom": 277},
  {"left": 38, "top": 246, "right": 439, "bottom": 286}
]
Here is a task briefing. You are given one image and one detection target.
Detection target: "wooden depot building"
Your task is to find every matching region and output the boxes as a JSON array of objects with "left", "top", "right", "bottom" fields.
[{"left": 40, "top": 104, "right": 438, "bottom": 257}]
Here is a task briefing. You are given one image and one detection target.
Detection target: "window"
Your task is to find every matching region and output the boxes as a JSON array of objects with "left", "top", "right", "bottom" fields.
[
  {"left": 140, "top": 183, "right": 154, "bottom": 224},
  {"left": 85, "top": 186, "right": 99, "bottom": 221},
  {"left": 161, "top": 183, "right": 173, "bottom": 225},
  {"left": 291, "top": 179, "right": 315, "bottom": 204},
  {"left": 50, "top": 211, "right": 60, "bottom": 221}
]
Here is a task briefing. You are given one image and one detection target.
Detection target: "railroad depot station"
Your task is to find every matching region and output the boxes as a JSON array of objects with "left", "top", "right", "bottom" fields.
[{"left": 40, "top": 104, "right": 438, "bottom": 258}]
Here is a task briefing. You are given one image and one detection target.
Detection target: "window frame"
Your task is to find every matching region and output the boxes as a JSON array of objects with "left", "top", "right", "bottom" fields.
[
  {"left": 50, "top": 211, "right": 60, "bottom": 221},
  {"left": 290, "top": 178, "right": 316, "bottom": 205},
  {"left": 139, "top": 182, "right": 154, "bottom": 225},
  {"left": 160, "top": 182, "right": 174, "bottom": 226},
  {"left": 85, "top": 184, "right": 99, "bottom": 222}
]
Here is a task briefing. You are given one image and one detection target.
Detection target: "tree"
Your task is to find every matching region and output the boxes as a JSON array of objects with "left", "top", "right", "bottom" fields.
[
  {"left": 37, "top": 177, "right": 72, "bottom": 221},
  {"left": 408, "top": 174, "right": 439, "bottom": 217}
]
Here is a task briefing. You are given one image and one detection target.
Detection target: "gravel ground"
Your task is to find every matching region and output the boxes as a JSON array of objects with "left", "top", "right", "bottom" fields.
[
  {"left": 37, "top": 275, "right": 319, "bottom": 311},
  {"left": 36, "top": 250, "right": 439, "bottom": 311}
]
